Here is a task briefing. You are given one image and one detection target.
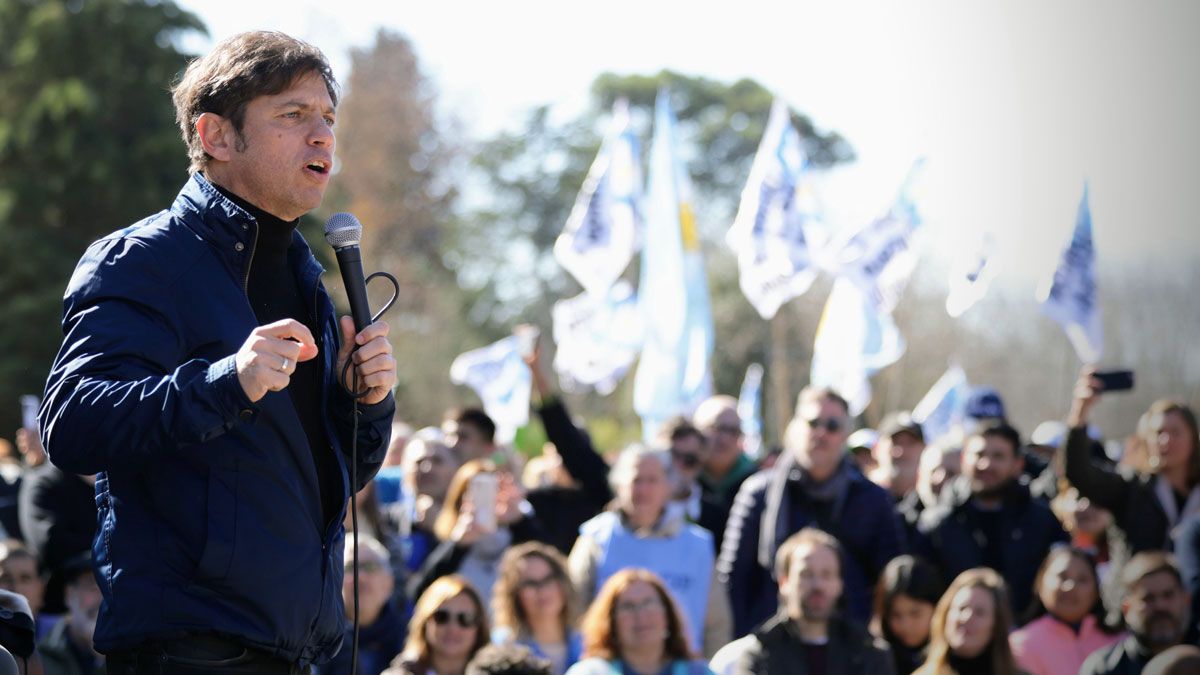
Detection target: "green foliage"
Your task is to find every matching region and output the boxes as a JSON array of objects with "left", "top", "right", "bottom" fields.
[{"left": 0, "top": 0, "right": 204, "bottom": 437}]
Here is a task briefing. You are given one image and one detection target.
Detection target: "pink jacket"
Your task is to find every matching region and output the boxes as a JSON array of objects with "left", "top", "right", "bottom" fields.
[{"left": 1009, "top": 614, "right": 1123, "bottom": 675}]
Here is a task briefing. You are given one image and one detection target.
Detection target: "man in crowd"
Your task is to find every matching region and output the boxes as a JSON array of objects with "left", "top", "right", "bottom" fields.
[
  {"left": 1081, "top": 552, "right": 1193, "bottom": 675},
  {"left": 443, "top": 407, "right": 500, "bottom": 463},
  {"left": 662, "top": 416, "right": 727, "bottom": 549},
  {"left": 867, "top": 411, "right": 925, "bottom": 501},
  {"left": 915, "top": 422, "right": 1068, "bottom": 614},
  {"left": 36, "top": 553, "right": 102, "bottom": 675},
  {"left": 694, "top": 396, "right": 759, "bottom": 539},
  {"left": 897, "top": 434, "right": 962, "bottom": 542},
  {"left": 38, "top": 31, "right": 396, "bottom": 672},
  {"left": 719, "top": 387, "right": 904, "bottom": 635},
  {"left": 710, "top": 528, "right": 894, "bottom": 674}
]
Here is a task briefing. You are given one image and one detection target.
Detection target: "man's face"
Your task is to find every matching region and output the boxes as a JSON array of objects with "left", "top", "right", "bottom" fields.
[
  {"left": 696, "top": 407, "right": 743, "bottom": 473},
  {"left": 670, "top": 434, "right": 709, "bottom": 484},
  {"left": 208, "top": 71, "right": 335, "bottom": 220},
  {"left": 619, "top": 457, "right": 673, "bottom": 527},
  {"left": 342, "top": 546, "right": 394, "bottom": 619},
  {"left": 789, "top": 397, "right": 850, "bottom": 482},
  {"left": 443, "top": 419, "right": 492, "bottom": 463},
  {"left": 962, "top": 434, "right": 1021, "bottom": 500},
  {"left": 1124, "top": 571, "right": 1190, "bottom": 650},
  {"left": 780, "top": 543, "right": 842, "bottom": 624},
  {"left": 876, "top": 430, "right": 925, "bottom": 496},
  {"left": 403, "top": 440, "right": 457, "bottom": 502},
  {"left": 0, "top": 556, "right": 43, "bottom": 614},
  {"left": 64, "top": 572, "right": 102, "bottom": 646}
]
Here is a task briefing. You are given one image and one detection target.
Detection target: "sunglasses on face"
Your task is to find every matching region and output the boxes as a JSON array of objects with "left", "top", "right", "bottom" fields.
[
  {"left": 517, "top": 574, "right": 560, "bottom": 592},
  {"left": 431, "top": 609, "right": 477, "bottom": 628},
  {"left": 805, "top": 417, "right": 844, "bottom": 433}
]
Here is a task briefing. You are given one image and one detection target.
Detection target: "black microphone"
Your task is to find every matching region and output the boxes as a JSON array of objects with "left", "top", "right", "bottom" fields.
[{"left": 323, "top": 213, "right": 373, "bottom": 333}]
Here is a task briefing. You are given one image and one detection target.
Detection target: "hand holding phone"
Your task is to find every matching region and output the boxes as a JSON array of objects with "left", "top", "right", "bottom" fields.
[
  {"left": 1094, "top": 369, "right": 1134, "bottom": 392},
  {"left": 467, "top": 473, "right": 498, "bottom": 532}
]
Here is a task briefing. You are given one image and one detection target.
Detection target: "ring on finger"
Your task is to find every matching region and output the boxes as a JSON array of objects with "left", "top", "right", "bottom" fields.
[{"left": 281, "top": 357, "right": 290, "bottom": 372}]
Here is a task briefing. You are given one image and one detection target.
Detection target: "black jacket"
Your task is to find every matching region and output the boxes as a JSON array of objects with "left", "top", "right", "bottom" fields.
[
  {"left": 1079, "top": 634, "right": 1153, "bottom": 675},
  {"left": 914, "top": 477, "right": 1068, "bottom": 615},
  {"left": 721, "top": 612, "right": 895, "bottom": 675},
  {"left": 525, "top": 398, "right": 612, "bottom": 554}
]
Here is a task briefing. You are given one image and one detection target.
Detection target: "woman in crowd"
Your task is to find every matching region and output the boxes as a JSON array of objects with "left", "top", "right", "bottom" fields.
[
  {"left": 1008, "top": 546, "right": 1121, "bottom": 675},
  {"left": 568, "top": 445, "right": 730, "bottom": 658},
  {"left": 915, "top": 568, "right": 1021, "bottom": 675},
  {"left": 871, "top": 555, "right": 945, "bottom": 675},
  {"left": 386, "top": 575, "right": 490, "bottom": 675},
  {"left": 408, "top": 459, "right": 545, "bottom": 614},
  {"left": 492, "top": 542, "right": 583, "bottom": 675},
  {"left": 1064, "top": 368, "right": 1200, "bottom": 614},
  {"left": 566, "top": 569, "right": 712, "bottom": 675}
]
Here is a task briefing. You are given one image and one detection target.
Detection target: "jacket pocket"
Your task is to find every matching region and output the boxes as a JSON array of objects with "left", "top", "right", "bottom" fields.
[{"left": 194, "top": 462, "right": 238, "bottom": 581}]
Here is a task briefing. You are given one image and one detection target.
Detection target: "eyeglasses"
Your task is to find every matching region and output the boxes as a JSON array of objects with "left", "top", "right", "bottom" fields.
[
  {"left": 517, "top": 574, "right": 560, "bottom": 592},
  {"left": 615, "top": 597, "right": 665, "bottom": 615},
  {"left": 431, "top": 609, "right": 477, "bottom": 628},
  {"left": 805, "top": 417, "right": 844, "bottom": 433},
  {"left": 671, "top": 450, "right": 701, "bottom": 469}
]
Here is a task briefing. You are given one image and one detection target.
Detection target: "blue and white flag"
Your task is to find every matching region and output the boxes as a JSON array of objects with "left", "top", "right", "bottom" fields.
[
  {"left": 552, "top": 280, "right": 643, "bottom": 395},
  {"left": 738, "top": 363, "right": 765, "bottom": 460},
  {"left": 725, "top": 98, "right": 818, "bottom": 319},
  {"left": 634, "top": 89, "right": 712, "bottom": 440},
  {"left": 554, "top": 99, "right": 643, "bottom": 298},
  {"left": 810, "top": 279, "right": 907, "bottom": 416},
  {"left": 833, "top": 159, "right": 925, "bottom": 316},
  {"left": 449, "top": 336, "right": 531, "bottom": 444},
  {"left": 912, "top": 364, "right": 969, "bottom": 444},
  {"left": 946, "top": 230, "right": 997, "bottom": 318},
  {"left": 1038, "top": 183, "right": 1102, "bottom": 363}
]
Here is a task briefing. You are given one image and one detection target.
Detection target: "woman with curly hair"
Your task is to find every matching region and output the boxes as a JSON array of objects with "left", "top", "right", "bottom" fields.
[
  {"left": 566, "top": 569, "right": 712, "bottom": 675},
  {"left": 492, "top": 542, "right": 583, "bottom": 674}
]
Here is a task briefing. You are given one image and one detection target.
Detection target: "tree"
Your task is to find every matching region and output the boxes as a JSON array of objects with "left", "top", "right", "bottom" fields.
[
  {"left": 0, "top": 0, "right": 204, "bottom": 437},
  {"left": 321, "top": 28, "right": 472, "bottom": 426}
]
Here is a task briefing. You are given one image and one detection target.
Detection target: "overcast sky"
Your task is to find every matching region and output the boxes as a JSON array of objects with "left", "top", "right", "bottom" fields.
[{"left": 177, "top": 0, "right": 1200, "bottom": 280}]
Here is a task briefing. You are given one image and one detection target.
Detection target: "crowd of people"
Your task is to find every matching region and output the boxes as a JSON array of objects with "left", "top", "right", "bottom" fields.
[{"left": 229, "top": 345, "right": 1193, "bottom": 675}]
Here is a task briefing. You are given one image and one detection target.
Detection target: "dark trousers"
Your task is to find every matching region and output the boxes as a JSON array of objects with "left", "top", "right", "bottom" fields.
[{"left": 105, "top": 635, "right": 310, "bottom": 675}]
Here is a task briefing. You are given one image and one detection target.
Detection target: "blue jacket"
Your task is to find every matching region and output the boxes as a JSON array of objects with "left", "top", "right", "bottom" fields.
[
  {"left": 717, "top": 459, "right": 905, "bottom": 636},
  {"left": 38, "top": 174, "right": 394, "bottom": 666}
]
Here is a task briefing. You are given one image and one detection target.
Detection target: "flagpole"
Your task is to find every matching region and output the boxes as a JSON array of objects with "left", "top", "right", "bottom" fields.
[{"left": 770, "top": 310, "right": 792, "bottom": 444}]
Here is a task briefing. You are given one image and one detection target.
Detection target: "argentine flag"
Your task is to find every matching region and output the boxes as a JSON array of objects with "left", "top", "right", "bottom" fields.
[
  {"left": 810, "top": 279, "right": 906, "bottom": 416},
  {"left": 449, "top": 336, "right": 531, "bottom": 444}
]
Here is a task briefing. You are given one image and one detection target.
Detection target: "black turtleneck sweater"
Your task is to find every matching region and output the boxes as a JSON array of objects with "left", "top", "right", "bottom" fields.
[{"left": 215, "top": 185, "right": 340, "bottom": 529}]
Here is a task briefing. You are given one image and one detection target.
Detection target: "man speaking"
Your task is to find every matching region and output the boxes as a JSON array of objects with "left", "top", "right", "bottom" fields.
[{"left": 38, "top": 31, "right": 397, "bottom": 674}]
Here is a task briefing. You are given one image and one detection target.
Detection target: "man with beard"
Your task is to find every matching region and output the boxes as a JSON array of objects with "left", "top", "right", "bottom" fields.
[
  {"left": 719, "top": 387, "right": 904, "bottom": 635},
  {"left": 709, "top": 528, "right": 893, "bottom": 674},
  {"left": 914, "top": 422, "right": 1068, "bottom": 614},
  {"left": 1082, "top": 552, "right": 1194, "bottom": 675}
]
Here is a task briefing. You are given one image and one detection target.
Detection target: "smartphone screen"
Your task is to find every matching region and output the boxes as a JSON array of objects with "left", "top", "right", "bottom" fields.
[
  {"left": 468, "top": 473, "right": 498, "bottom": 532},
  {"left": 1094, "top": 370, "right": 1134, "bottom": 392}
]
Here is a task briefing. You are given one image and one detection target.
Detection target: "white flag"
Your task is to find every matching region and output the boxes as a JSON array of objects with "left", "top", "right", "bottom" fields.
[
  {"left": 912, "top": 365, "right": 969, "bottom": 444},
  {"left": 554, "top": 99, "right": 642, "bottom": 298},
  {"left": 833, "top": 159, "right": 924, "bottom": 315},
  {"left": 552, "top": 280, "right": 643, "bottom": 395},
  {"left": 1037, "top": 183, "right": 1102, "bottom": 363},
  {"left": 449, "top": 336, "right": 531, "bottom": 444},
  {"left": 738, "top": 363, "right": 765, "bottom": 459},
  {"left": 810, "top": 279, "right": 906, "bottom": 416},
  {"left": 726, "top": 99, "right": 817, "bottom": 319},
  {"left": 946, "top": 230, "right": 997, "bottom": 318}
]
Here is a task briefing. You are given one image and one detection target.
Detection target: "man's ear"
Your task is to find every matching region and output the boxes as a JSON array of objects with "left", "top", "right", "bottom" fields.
[{"left": 196, "top": 112, "right": 235, "bottom": 162}]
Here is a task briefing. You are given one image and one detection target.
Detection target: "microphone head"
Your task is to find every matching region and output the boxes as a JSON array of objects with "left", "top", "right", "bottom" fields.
[{"left": 324, "top": 212, "right": 362, "bottom": 249}]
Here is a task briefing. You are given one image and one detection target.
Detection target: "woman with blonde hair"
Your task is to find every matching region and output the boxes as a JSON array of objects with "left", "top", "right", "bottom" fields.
[
  {"left": 385, "top": 575, "right": 490, "bottom": 675},
  {"left": 915, "top": 568, "right": 1023, "bottom": 675},
  {"left": 567, "top": 569, "right": 712, "bottom": 675},
  {"left": 407, "top": 459, "right": 545, "bottom": 614},
  {"left": 491, "top": 542, "right": 582, "bottom": 675}
]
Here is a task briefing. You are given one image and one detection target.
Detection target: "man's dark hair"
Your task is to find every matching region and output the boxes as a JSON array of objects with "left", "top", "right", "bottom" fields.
[
  {"left": 172, "top": 30, "right": 339, "bottom": 173},
  {"left": 662, "top": 415, "right": 706, "bottom": 446},
  {"left": 451, "top": 408, "right": 496, "bottom": 444},
  {"left": 774, "top": 527, "right": 844, "bottom": 581},
  {"left": 974, "top": 421, "right": 1022, "bottom": 458},
  {"left": 465, "top": 644, "right": 552, "bottom": 675}
]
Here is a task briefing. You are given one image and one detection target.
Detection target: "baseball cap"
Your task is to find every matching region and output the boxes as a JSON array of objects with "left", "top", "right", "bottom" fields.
[{"left": 879, "top": 411, "right": 925, "bottom": 443}]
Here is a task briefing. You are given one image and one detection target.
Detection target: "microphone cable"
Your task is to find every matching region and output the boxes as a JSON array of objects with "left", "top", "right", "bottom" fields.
[{"left": 340, "top": 271, "right": 397, "bottom": 675}]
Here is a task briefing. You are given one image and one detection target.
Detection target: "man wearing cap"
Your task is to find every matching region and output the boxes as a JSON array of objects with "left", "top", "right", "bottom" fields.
[
  {"left": 1081, "top": 552, "right": 1193, "bottom": 675},
  {"left": 867, "top": 411, "right": 925, "bottom": 501},
  {"left": 962, "top": 386, "right": 1007, "bottom": 432}
]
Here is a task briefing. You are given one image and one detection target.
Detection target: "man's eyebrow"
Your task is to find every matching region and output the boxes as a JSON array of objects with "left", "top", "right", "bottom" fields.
[{"left": 276, "top": 100, "right": 336, "bottom": 115}]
